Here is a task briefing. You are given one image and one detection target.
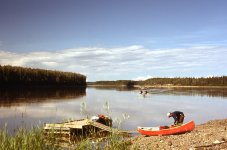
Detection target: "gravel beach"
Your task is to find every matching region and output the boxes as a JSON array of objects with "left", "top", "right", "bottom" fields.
[{"left": 130, "top": 119, "right": 227, "bottom": 150}]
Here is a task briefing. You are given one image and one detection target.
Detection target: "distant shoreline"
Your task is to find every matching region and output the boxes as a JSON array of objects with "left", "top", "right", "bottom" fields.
[
  {"left": 134, "top": 85, "right": 227, "bottom": 89},
  {"left": 87, "top": 84, "right": 227, "bottom": 89}
]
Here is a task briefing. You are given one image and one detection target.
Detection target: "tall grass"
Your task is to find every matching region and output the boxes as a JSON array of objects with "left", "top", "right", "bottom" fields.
[
  {"left": 0, "top": 126, "right": 60, "bottom": 150},
  {"left": 74, "top": 134, "right": 132, "bottom": 150},
  {"left": 0, "top": 127, "right": 132, "bottom": 150},
  {"left": 77, "top": 101, "right": 132, "bottom": 149}
]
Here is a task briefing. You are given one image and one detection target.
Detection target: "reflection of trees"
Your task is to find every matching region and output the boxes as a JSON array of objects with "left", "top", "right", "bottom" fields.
[
  {"left": 0, "top": 87, "right": 86, "bottom": 106},
  {"left": 159, "top": 88, "right": 227, "bottom": 98}
]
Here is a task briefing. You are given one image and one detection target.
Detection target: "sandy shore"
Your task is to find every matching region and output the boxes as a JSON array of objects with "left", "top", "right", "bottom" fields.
[{"left": 129, "top": 119, "right": 227, "bottom": 150}]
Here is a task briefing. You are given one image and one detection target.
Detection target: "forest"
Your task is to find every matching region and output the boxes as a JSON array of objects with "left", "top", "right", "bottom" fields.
[
  {"left": 1, "top": 65, "right": 226, "bottom": 87},
  {"left": 0, "top": 65, "right": 86, "bottom": 87},
  {"left": 89, "top": 80, "right": 136, "bottom": 87},
  {"left": 140, "top": 76, "right": 227, "bottom": 86},
  {"left": 90, "top": 76, "right": 227, "bottom": 87}
]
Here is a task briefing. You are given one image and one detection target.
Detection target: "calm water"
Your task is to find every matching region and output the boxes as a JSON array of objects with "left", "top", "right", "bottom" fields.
[{"left": 0, "top": 87, "right": 227, "bottom": 133}]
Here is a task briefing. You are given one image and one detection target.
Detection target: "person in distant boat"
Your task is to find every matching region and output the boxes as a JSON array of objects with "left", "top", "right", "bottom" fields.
[
  {"left": 139, "top": 90, "right": 148, "bottom": 95},
  {"left": 140, "top": 90, "right": 143, "bottom": 94},
  {"left": 167, "top": 111, "right": 184, "bottom": 126}
]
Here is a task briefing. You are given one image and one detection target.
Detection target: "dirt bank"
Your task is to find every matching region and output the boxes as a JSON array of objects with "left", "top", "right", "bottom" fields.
[{"left": 130, "top": 119, "right": 227, "bottom": 150}]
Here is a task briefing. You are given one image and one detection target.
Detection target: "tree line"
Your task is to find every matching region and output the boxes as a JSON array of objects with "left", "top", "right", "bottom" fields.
[
  {"left": 140, "top": 76, "right": 227, "bottom": 86},
  {"left": 89, "top": 80, "right": 136, "bottom": 87},
  {"left": 90, "top": 76, "right": 227, "bottom": 87},
  {"left": 0, "top": 65, "right": 86, "bottom": 87}
]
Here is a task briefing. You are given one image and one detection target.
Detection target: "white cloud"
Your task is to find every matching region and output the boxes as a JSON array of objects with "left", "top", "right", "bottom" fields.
[
  {"left": 0, "top": 45, "right": 227, "bottom": 81},
  {"left": 133, "top": 75, "right": 155, "bottom": 81}
]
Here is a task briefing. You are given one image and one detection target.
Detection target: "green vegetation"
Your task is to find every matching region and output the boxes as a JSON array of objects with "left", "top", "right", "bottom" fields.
[
  {"left": 75, "top": 134, "right": 131, "bottom": 150},
  {"left": 0, "top": 65, "right": 86, "bottom": 87},
  {"left": 76, "top": 101, "right": 132, "bottom": 149},
  {"left": 89, "top": 76, "right": 227, "bottom": 87},
  {"left": 0, "top": 126, "right": 60, "bottom": 150},
  {"left": 0, "top": 122, "right": 131, "bottom": 150},
  {"left": 88, "top": 80, "right": 136, "bottom": 87},
  {"left": 140, "top": 76, "right": 227, "bottom": 86}
]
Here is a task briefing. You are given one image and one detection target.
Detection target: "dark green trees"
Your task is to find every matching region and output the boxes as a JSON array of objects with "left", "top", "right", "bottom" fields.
[
  {"left": 0, "top": 65, "right": 86, "bottom": 87},
  {"left": 90, "top": 77, "right": 227, "bottom": 87},
  {"left": 141, "top": 76, "right": 227, "bottom": 86}
]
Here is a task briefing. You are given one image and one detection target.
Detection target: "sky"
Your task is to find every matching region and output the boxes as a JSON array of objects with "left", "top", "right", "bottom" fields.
[{"left": 0, "top": 0, "right": 227, "bottom": 81}]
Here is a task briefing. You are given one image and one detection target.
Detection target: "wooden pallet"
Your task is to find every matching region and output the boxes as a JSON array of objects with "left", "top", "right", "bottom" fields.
[{"left": 43, "top": 119, "right": 138, "bottom": 139}]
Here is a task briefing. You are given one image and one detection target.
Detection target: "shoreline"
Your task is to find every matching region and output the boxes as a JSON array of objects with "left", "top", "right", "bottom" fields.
[
  {"left": 87, "top": 84, "right": 227, "bottom": 89},
  {"left": 134, "top": 85, "right": 227, "bottom": 89},
  {"left": 130, "top": 118, "right": 227, "bottom": 149}
]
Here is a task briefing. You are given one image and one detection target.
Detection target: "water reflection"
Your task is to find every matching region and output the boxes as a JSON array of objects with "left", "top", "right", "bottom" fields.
[
  {"left": 0, "top": 87, "right": 86, "bottom": 107},
  {"left": 0, "top": 87, "right": 227, "bottom": 135},
  {"left": 169, "top": 87, "right": 227, "bottom": 97},
  {"left": 89, "top": 86, "right": 227, "bottom": 98}
]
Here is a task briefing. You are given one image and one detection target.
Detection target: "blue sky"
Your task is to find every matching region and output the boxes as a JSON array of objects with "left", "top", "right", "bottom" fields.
[{"left": 0, "top": 0, "right": 227, "bottom": 81}]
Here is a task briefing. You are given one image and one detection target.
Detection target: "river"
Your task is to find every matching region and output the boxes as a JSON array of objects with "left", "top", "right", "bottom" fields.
[{"left": 0, "top": 87, "right": 226, "bottom": 134}]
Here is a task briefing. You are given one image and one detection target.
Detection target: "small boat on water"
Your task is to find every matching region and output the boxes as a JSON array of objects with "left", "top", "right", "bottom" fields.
[{"left": 137, "top": 120, "right": 195, "bottom": 136}]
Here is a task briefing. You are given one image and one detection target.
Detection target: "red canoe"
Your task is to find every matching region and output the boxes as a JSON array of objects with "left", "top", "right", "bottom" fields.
[{"left": 137, "top": 120, "right": 195, "bottom": 136}]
